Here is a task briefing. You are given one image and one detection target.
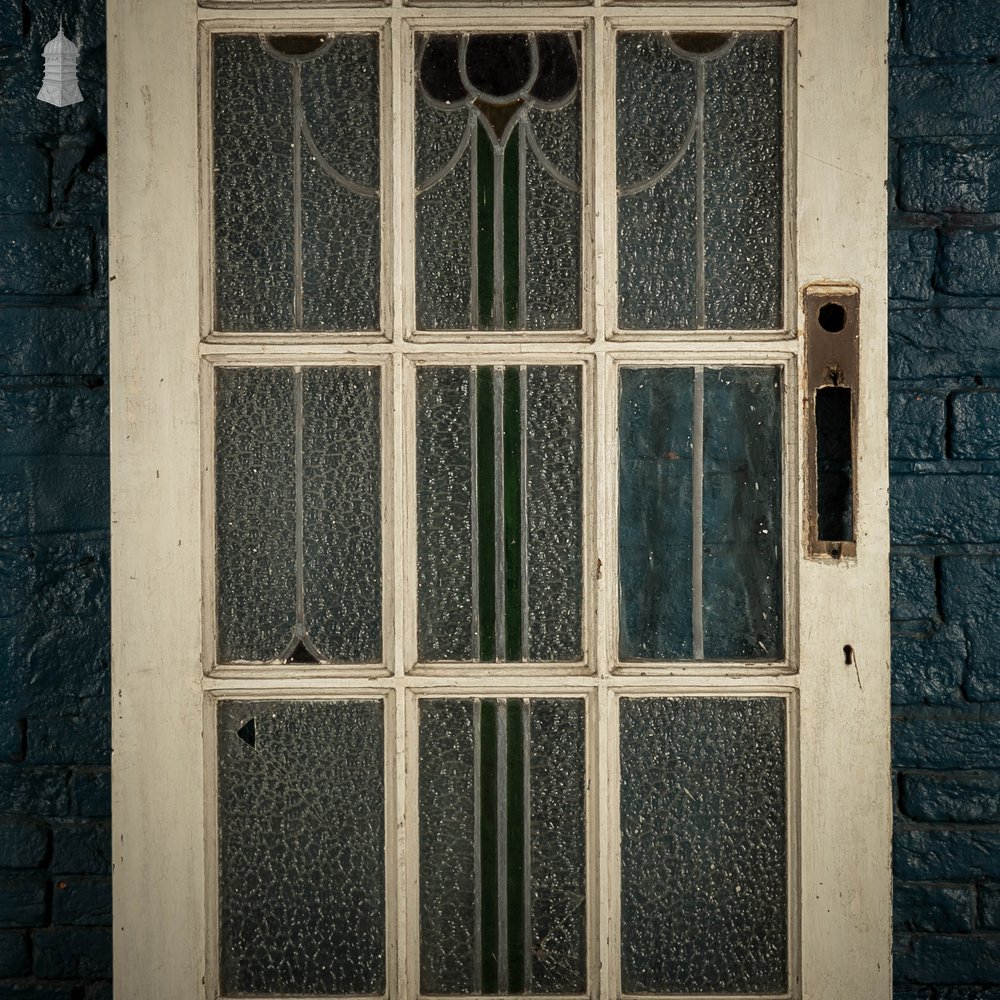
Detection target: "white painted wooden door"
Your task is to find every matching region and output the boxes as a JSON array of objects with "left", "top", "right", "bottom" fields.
[{"left": 109, "top": 1, "right": 890, "bottom": 997}]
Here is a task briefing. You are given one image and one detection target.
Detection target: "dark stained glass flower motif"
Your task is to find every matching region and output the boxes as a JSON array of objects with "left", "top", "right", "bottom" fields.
[{"left": 419, "top": 32, "right": 579, "bottom": 149}]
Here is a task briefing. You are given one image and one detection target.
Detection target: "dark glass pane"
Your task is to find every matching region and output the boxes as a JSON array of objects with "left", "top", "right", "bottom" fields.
[
  {"left": 619, "top": 697, "right": 787, "bottom": 995},
  {"left": 419, "top": 698, "right": 586, "bottom": 995},
  {"left": 218, "top": 699, "right": 385, "bottom": 995},
  {"left": 213, "top": 34, "right": 380, "bottom": 332},
  {"left": 617, "top": 32, "right": 783, "bottom": 331},
  {"left": 417, "top": 365, "right": 582, "bottom": 662},
  {"left": 415, "top": 32, "right": 581, "bottom": 331}
]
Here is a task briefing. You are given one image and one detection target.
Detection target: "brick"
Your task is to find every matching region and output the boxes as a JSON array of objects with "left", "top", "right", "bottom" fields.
[
  {"left": 890, "top": 309, "right": 1000, "bottom": 380},
  {"left": 982, "top": 884, "right": 1000, "bottom": 930},
  {"left": 0, "top": 386, "right": 108, "bottom": 457},
  {"left": 895, "top": 934, "right": 1000, "bottom": 985},
  {"left": 28, "top": 454, "right": 108, "bottom": 534},
  {"left": 892, "top": 475, "right": 1000, "bottom": 544},
  {"left": 895, "top": 829, "right": 1000, "bottom": 880},
  {"left": 0, "top": 818, "right": 48, "bottom": 869},
  {"left": 952, "top": 390, "right": 1000, "bottom": 458},
  {"left": 32, "top": 536, "right": 109, "bottom": 621},
  {"left": 891, "top": 625, "right": 965, "bottom": 706},
  {"left": 83, "top": 983, "right": 112, "bottom": 1000},
  {"left": 890, "top": 389, "right": 946, "bottom": 460},
  {"left": 891, "top": 65, "right": 1000, "bottom": 138},
  {"left": 22, "top": 615, "right": 109, "bottom": 704},
  {"left": 29, "top": 715, "right": 109, "bottom": 766},
  {"left": 0, "top": 717, "right": 23, "bottom": 761},
  {"left": 51, "top": 822, "right": 110, "bottom": 875},
  {"left": 70, "top": 771, "right": 109, "bottom": 818},
  {"left": 963, "top": 621, "right": 1000, "bottom": 702},
  {"left": 0, "top": 461, "right": 30, "bottom": 537},
  {"left": 901, "top": 771, "right": 1000, "bottom": 822},
  {"left": 940, "top": 557, "right": 1000, "bottom": 626},
  {"left": 895, "top": 718, "right": 1000, "bottom": 771},
  {"left": 940, "top": 231, "right": 1000, "bottom": 298},
  {"left": 900, "top": 142, "right": 1000, "bottom": 215},
  {"left": 0, "top": 879, "right": 46, "bottom": 927},
  {"left": 891, "top": 556, "right": 937, "bottom": 623},
  {"left": 52, "top": 878, "right": 110, "bottom": 926},
  {"left": 907, "top": 0, "right": 1000, "bottom": 59},
  {"left": 0, "top": 228, "right": 91, "bottom": 297},
  {"left": 889, "top": 229, "right": 936, "bottom": 302},
  {"left": 0, "top": 986, "right": 78, "bottom": 1000},
  {"left": 0, "top": 931, "right": 28, "bottom": 977},
  {"left": 0, "top": 766, "right": 69, "bottom": 816},
  {"left": 893, "top": 882, "right": 975, "bottom": 933},
  {"left": 0, "top": 541, "right": 32, "bottom": 619},
  {"left": 0, "top": 306, "right": 107, "bottom": 378},
  {"left": 32, "top": 926, "right": 112, "bottom": 980},
  {"left": 0, "top": 147, "right": 48, "bottom": 214}
]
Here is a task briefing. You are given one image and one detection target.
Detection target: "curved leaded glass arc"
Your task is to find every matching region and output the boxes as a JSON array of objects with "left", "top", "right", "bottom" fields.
[{"left": 415, "top": 32, "right": 583, "bottom": 332}]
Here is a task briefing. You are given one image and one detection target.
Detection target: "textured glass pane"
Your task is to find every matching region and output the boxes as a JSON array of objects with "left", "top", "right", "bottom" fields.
[
  {"left": 216, "top": 367, "right": 297, "bottom": 663},
  {"left": 415, "top": 33, "right": 582, "bottom": 331},
  {"left": 213, "top": 34, "right": 380, "bottom": 332},
  {"left": 618, "top": 366, "right": 782, "bottom": 661},
  {"left": 302, "top": 367, "right": 382, "bottom": 662},
  {"left": 417, "top": 365, "right": 582, "bottom": 662},
  {"left": 419, "top": 698, "right": 586, "bottom": 995},
  {"left": 619, "top": 697, "right": 787, "bottom": 995},
  {"left": 617, "top": 32, "right": 783, "bottom": 331},
  {"left": 216, "top": 366, "right": 382, "bottom": 664},
  {"left": 218, "top": 699, "right": 385, "bottom": 996}
]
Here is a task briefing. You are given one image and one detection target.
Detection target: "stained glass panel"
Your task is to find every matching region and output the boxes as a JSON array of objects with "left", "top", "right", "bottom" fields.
[{"left": 415, "top": 33, "right": 582, "bottom": 331}]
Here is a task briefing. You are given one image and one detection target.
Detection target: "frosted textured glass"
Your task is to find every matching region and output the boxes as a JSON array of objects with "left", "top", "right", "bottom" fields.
[
  {"left": 525, "top": 366, "right": 583, "bottom": 660},
  {"left": 218, "top": 699, "right": 385, "bottom": 996},
  {"left": 618, "top": 366, "right": 782, "bottom": 661},
  {"left": 216, "top": 367, "right": 297, "bottom": 663},
  {"left": 416, "top": 367, "right": 475, "bottom": 661},
  {"left": 619, "top": 697, "right": 787, "bottom": 995},
  {"left": 418, "top": 698, "right": 586, "bottom": 995},
  {"left": 617, "top": 32, "right": 783, "bottom": 330},
  {"left": 213, "top": 34, "right": 380, "bottom": 332},
  {"left": 302, "top": 367, "right": 381, "bottom": 662}
]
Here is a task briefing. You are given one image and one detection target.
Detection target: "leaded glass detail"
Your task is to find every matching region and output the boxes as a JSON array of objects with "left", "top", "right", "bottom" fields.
[
  {"left": 416, "top": 33, "right": 582, "bottom": 331},
  {"left": 416, "top": 365, "right": 583, "bottom": 662},
  {"left": 213, "top": 34, "right": 380, "bottom": 332},
  {"left": 215, "top": 366, "right": 382, "bottom": 664},
  {"left": 617, "top": 31, "right": 783, "bottom": 331},
  {"left": 419, "top": 697, "right": 587, "bottom": 995}
]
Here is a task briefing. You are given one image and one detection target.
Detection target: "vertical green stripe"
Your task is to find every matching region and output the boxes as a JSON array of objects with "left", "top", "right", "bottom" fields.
[
  {"left": 479, "top": 700, "right": 499, "bottom": 993},
  {"left": 476, "top": 124, "right": 494, "bottom": 329},
  {"left": 503, "top": 367, "right": 522, "bottom": 661},
  {"left": 477, "top": 367, "right": 496, "bottom": 662},
  {"left": 503, "top": 126, "right": 521, "bottom": 330},
  {"left": 506, "top": 700, "right": 526, "bottom": 992}
]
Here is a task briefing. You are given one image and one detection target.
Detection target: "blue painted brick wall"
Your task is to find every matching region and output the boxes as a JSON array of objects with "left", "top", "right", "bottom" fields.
[
  {"left": 0, "top": 0, "right": 111, "bottom": 997},
  {"left": 0, "top": 0, "right": 995, "bottom": 995},
  {"left": 891, "top": 0, "right": 1000, "bottom": 995}
]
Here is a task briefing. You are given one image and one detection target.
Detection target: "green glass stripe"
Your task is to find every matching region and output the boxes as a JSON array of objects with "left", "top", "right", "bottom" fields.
[
  {"left": 479, "top": 700, "right": 499, "bottom": 993},
  {"left": 477, "top": 367, "right": 497, "bottom": 662},
  {"left": 506, "top": 700, "right": 527, "bottom": 993},
  {"left": 503, "top": 126, "right": 521, "bottom": 330},
  {"left": 476, "top": 124, "right": 495, "bottom": 329},
  {"left": 503, "top": 367, "right": 522, "bottom": 661}
]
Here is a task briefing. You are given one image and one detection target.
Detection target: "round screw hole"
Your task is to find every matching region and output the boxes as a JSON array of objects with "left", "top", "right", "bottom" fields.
[{"left": 818, "top": 302, "right": 847, "bottom": 333}]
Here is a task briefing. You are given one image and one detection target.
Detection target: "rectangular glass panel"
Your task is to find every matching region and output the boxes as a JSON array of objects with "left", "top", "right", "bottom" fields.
[
  {"left": 618, "top": 366, "right": 782, "bottom": 661},
  {"left": 616, "top": 31, "right": 783, "bottom": 331},
  {"left": 416, "top": 365, "right": 582, "bottom": 662},
  {"left": 217, "top": 699, "right": 385, "bottom": 996},
  {"left": 213, "top": 34, "right": 380, "bottom": 332},
  {"left": 216, "top": 366, "right": 382, "bottom": 664},
  {"left": 619, "top": 697, "right": 787, "bottom": 995},
  {"left": 415, "top": 33, "right": 582, "bottom": 331},
  {"left": 419, "top": 697, "right": 587, "bottom": 995}
]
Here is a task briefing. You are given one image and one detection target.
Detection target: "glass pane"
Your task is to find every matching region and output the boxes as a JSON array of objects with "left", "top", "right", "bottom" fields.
[
  {"left": 216, "top": 366, "right": 382, "bottom": 664},
  {"left": 213, "top": 34, "right": 380, "bottom": 332},
  {"left": 618, "top": 366, "right": 782, "bottom": 661},
  {"left": 416, "top": 365, "right": 583, "bottom": 662},
  {"left": 419, "top": 698, "right": 586, "bottom": 995},
  {"left": 619, "top": 697, "right": 787, "bottom": 995},
  {"left": 415, "top": 33, "right": 582, "bottom": 331},
  {"left": 218, "top": 699, "right": 385, "bottom": 996},
  {"left": 617, "top": 31, "right": 783, "bottom": 331}
]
